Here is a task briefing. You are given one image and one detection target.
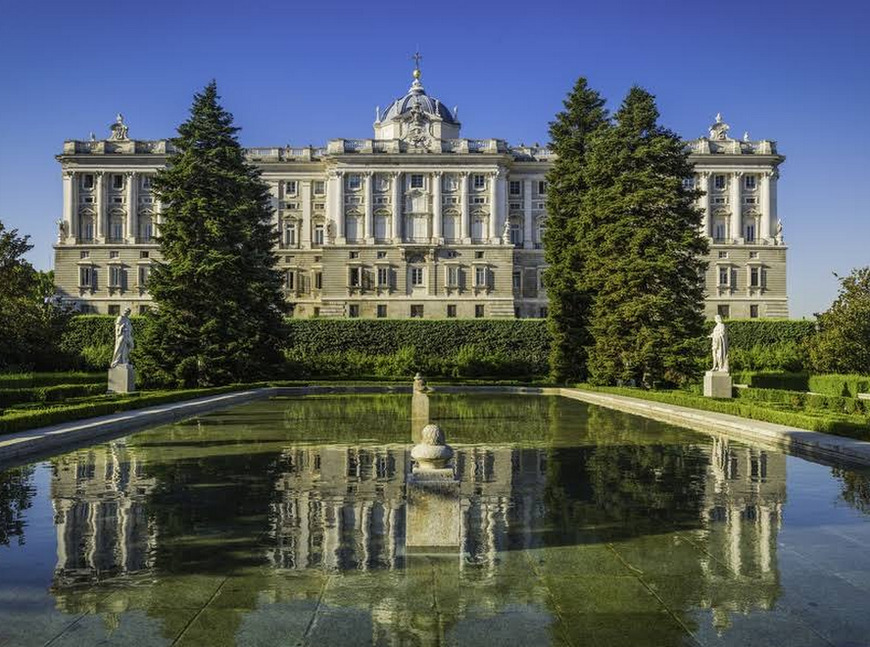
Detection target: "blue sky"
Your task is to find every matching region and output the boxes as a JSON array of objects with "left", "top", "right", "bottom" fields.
[{"left": 1, "top": 0, "right": 867, "bottom": 318}]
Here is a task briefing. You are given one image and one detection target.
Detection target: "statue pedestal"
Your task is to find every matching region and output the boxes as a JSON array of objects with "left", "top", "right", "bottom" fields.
[
  {"left": 406, "top": 471, "right": 461, "bottom": 552},
  {"left": 704, "top": 370, "right": 732, "bottom": 399},
  {"left": 108, "top": 364, "right": 136, "bottom": 394}
]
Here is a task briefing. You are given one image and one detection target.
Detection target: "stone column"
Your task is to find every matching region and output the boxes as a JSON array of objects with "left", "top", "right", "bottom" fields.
[
  {"left": 301, "top": 181, "right": 312, "bottom": 248},
  {"left": 523, "top": 178, "right": 533, "bottom": 248},
  {"left": 460, "top": 172, "right": 470, "bottom": 244},
  {"left": 760, "top": 172, "right": 771, "bottom": 242},
  {"left": 391, "top": 172, "right": 402, "bottom": 242},
  {"left": 364, "top": 172, "right": 374, "bottom": 244},
  {"left": 700, "top": 172, "right": 712, "bottom": 239},
  {"left": 730, "top": 172, "right": 743, "bottom": 242},
  {"left": 495, "top": 170, "right": 507, "bottom": 244},
  {"left": 432, "top": 171, "right": 442, "bottom": 243},
  {"left": 95, "top": 172, "right": 106, "bottom": 242},
  {"left": 126, "top": 172, "right": 137, "bottom": 243},
  {"left": 62, "top": 171, "right": 76, "bottom": 243},
  {"left": 327, "top": 171, "right": 345, "bottom": 244},
  {"left": 488, "top": 171, "right": 498, "bottom": 242}
]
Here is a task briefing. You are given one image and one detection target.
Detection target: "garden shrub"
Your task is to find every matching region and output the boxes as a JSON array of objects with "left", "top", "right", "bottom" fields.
[
  {"left": 0, "top": 372, "right": 103, "bottom": 389},
  {"left": 0, "top": 384, "right": 106, "bottom": 409},
  {"left": 808, "top": 374, "right": 870, "bottom": 398},
  {"left": 731, "top": 372, "right": 809, "bottom": 391}
]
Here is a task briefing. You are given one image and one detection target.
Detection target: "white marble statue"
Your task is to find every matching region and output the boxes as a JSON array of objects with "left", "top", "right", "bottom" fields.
[
  {"left": 110, "top": 307, "right": 134, "bottom": 368},
  {"left": 709, "top": 314, "right": 729, "bottom": 372}
]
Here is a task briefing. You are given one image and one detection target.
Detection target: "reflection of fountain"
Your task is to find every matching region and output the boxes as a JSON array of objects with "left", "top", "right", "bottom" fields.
[
  {"left": 407, "top": 424, "right": 460, "bottom": 551},
  {"left": 411, "top": 373, "right": 431, "bottom": 443}
]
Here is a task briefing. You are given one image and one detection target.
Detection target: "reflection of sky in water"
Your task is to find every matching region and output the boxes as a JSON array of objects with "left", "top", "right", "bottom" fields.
[{"left": 0, "top": 393, "right": 867, "bottom": 647}]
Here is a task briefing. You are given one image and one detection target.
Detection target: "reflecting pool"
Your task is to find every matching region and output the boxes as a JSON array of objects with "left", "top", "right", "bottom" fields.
[{"left": 0, "top": 394, "right": 869, "bottom": 646}]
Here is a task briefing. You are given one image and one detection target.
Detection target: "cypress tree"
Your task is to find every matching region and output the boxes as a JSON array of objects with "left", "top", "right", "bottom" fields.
[
  {"left": 580, "top": 87, "right": 708, "bottom": 386},
  {"left": 140, "top": 82, "right": 288, "bottom": 387},
  {"left": 543, "top": 78, "right": 608, "bottom": 383}
]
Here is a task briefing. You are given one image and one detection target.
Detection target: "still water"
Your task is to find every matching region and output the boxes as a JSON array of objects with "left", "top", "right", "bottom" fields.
[{"left": 0, "top": 394, "right": 868, "bottom": 646}]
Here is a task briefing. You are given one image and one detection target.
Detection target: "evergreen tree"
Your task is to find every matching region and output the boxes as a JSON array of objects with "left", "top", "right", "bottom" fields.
[
  {"left": 0, "top": 221, "right": 71, "bottom": 370},
  {"left": 543, "top": 77, "right": 608, "bottom": 383},
  {"left": 140, "top": 82, "right": 288, "bottom": 387},
  {"left": 579, "top": 87, "right": 708, "bottom": 386},
  {"left": 808, "top": 267, "right": 870, "bottom": 375}
]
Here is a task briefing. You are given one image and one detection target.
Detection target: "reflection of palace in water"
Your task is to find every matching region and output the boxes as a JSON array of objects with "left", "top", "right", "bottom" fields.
[{"left": 51, "top": 442, "right": 157, "bottom": 586}]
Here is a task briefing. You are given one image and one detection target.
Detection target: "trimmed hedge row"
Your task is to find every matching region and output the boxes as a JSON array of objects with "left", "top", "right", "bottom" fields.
[
  {"left": 808, "top": 375, "right": 870, "bottom": 398},
  {"left": 0, "top": 372, "right": 104, "bottom": 389},
  {"left": 575, "top": 384, "right": 870, "bottom": 441},
  {"left": 0, "top": 384, "right": 107, "bottom": 410},
  {"left": 732, "top": 372, "right": 810, "bottom": 391},
  {"left": 0, "top": 384, "right": 255, "bottom": 436},
  {"left": 57, "top": 316, "right": 818, "bottom": 374},
  {"left": 735, "top": 386, "right": 868, "bottom": 416}
]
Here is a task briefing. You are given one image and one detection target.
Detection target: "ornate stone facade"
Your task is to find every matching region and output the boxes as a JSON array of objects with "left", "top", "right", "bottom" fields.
[{"left": 53, "top": 69, "right": 787, "bottom": 319}]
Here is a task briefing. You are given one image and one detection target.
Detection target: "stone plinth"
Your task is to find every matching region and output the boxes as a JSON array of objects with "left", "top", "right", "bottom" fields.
[
  {"left": 704, "top": 370, "right": 732, "bottom": 399},
  {"left": 406, "top": 471, "right": 461, "bottom": 552},
  {"left": 108, "top": 364, "right": 136, "bottom": 394}
]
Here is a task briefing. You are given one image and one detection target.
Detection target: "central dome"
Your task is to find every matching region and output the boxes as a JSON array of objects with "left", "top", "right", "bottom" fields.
[{"left": 379, "top": 74, "right": 458, "bottom": 125}]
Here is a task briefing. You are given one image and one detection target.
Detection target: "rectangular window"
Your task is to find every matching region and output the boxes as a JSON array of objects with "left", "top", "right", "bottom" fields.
[
  {"left": 539, "top": 307, "right": 548, "bottom": 318},
  {"left": 718, "top": 251, "right": 728, "bottom": 259},
  {"left": 349, "top": 251, "right": 359, "bottom": 259},
  {"left": 509, "top": 223, "right": 522, "bottom": 246},
  {"left": 348, "top": 304, "right": 360, "bottom": 318},
  {"left": 509, "top": 181, "right": 521, "bottom": 195},
  {"left": 473, "top": 174, "right": 486, "bottom": 189},
  {"left": 714, "top": 224, "right": 726, "bottom": 241},
  {"left": 376, "top": 304, "right": 387, "bottom": 318},
  {"left": 377, "top": 267, "right": 389, "bottom": 287},
  {"left": 475, "top": 304, "right": 485, "bottom": 318},
  {"left": 313, "top": 307, "right": 320, "bottom": 317},
  {"left": 512, "top": 270, "right": 521, "bottom": 290},
  {"left": 314, "top": 224, "right": 324, "bottom": 246},
  {"left": 745, "top": 175, "right": 757, "bottom": 190},
  {"left": 410, "top": 174, "right": 424, "bottom": 189},
  {"left": 285, "top": 180, "right": 297, "bottom": 195},
  {"left": 745, "top": 224, "right": 756, "bottom": 242},
  {"left": 285, "top": 270, "right": 295, "bottom": 290},
  {"left": 749, "top": 251, "right": 759, "bottom": 259},
  {"left": 82, "top": 174, "right": 94, "bottom": 190},
  {"left": 349, "top": 267, "right": 361, "bottom": 287},
  {"left": 411, "top": 267, "right": 424, "bottom": 286},
  {"left": 112, "top": 174, "right": 124, "bottom": 190},
  {"left": 750, "top": 267, "right": 760, "bottom": 287},
  {"left": 284, "top": 223, "right": 297, "bottom": 246},
  {"left": 110, "top": 221, "right": 124, "bottom": 241},
  {"left": 537, "top": 180, "right": 547, "bottom": 195},
  {"left": 446, "top": 265, "right": 459, "bottom": 287},
  {"left": 410, "top": 304, "right": 424, "bottom": 318},
  {"left": 718, "top": 267, "right": 730, "bottom": 286},
  {"left": 108, "top": 304, "right": 120, "bottom": 316},
  {"left": 141, "top": 176, "right": 152, "bottom": 190},
  {"left": 447, "top": 304, "right": 457, "bottom": 318},
  {"left": 109, "top": 265, "right": 124, "bottom": 288},
  {"left": 140, "top": 251, "right": 149, "bottom": 259},
  {"left": 80, "top": 251, "right": 90, "bottom": 259},
  {"left": 138, "top": 305, "right": 150, "bottom": 315},
  {"left": 750, "top": 304, "right": 759, "bottom": 318},
  {"left": 109, "top": 250, "right": 119, "bottom": 259},
  {"left": 377, "top": 250, "right": 387, "bottom": 259},
  {"left": 682, "top": 177, "right": 696, "bottom": 190},
  {"left": 314, "top": 272, "right": 322, "bottom": 290},
  {"left": 717, "top": 304, "right": 730, "bottom": 318},
  {"left": 348, "top": 175, "right": 361, "bottom": 190},
  {"left": 138, "top": 265, "right": 150, "bottom": 287},
  {"left": 313, "top": 181, "right": 325, "bottom": 195},
  {"left": 714, "top": 175, "right": 726, "bottom": 190}
]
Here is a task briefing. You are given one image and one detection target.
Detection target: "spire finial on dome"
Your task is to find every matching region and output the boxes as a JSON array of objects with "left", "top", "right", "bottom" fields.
[{"left": 412, "top": 50, "right": 423, "bottom": 81}]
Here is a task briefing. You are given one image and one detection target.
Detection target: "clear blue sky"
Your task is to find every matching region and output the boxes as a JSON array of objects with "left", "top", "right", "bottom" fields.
[{"left": 1, "top": 0, "right": 867, "bottom": 318}]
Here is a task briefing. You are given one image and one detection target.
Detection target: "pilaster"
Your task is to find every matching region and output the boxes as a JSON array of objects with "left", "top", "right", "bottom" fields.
[
  {"left": 760, "top": 171, "right": 772, "bottom": 242},
  {"left": 95, "top": 172, "right": 106, "bottom": 243},
  {"left": 125, "top": 171, "right": 137, "bottom": 244},
  {"left": 523, "top": 178, "right": 533, "bottom": 248},
  {"left": 62, "top": 171, "right": 76, "bottom": 243},
  {"left": 364, "top": 171, "right": 374, "bottom": 244},
  {"left": 301, "top": 181, "right": 312, "bottom": 248},
  {"left": 488, "top": 171, "right": 498, "bottom": 243},
  {"left": 432, "top": 171, "right": 442, "bottom": 243},
  {"left": 460, "top": 172, "right": 470, "bottom": 244},
  {"left": 391, "top": 171, "right": 402, "bottom": 243},
  {"left": 730, "top": 172, "right": 743, "bottom": 243}
]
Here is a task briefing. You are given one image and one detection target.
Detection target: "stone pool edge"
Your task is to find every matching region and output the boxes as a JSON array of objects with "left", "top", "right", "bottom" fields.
[{"left": 1, "top": 384, "right": 868, "bottom": 468}]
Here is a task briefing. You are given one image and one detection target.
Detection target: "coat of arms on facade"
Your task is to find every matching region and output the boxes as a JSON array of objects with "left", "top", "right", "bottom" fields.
[{"left": 400, "top": 103, "right": 433, "bottom": 151}]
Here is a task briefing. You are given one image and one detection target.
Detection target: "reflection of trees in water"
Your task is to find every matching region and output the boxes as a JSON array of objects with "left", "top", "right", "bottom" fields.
[
  {"left": 833, "top": 466, "right": 870, "bottom": 514},
  {"left": 0, "top": 464, "right": 34, "bottom": 546}
]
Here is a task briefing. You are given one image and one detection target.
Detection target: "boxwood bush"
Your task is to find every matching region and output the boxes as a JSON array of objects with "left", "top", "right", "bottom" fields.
[{"left": 808, "top": 374, "right": 870, "bottom": 398}]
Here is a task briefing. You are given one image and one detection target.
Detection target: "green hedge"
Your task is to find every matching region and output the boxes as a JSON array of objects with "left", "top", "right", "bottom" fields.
[
  {"left": 574, "top": 384, "right": 870, "bottom": 441},
  {"left": 731, "top": 371, "right": 810, "bottom": 391},
  {"left": 808, "top": 375, "right": 870, "bottom": 398},
  {"left": 0, "top": 372, "right": 104, "bottom": 389},
  {"left": 734, "top": 386, "right": 867, "bottom": 416},
  {"left": 713, "top": 319, "right": 816, "bottom": 347},
  {"left": 0, "top": 384, "right": 256, "bottom": 436},
  {"left": 0, "top": 384, "right": 107, "bottom": 409}
]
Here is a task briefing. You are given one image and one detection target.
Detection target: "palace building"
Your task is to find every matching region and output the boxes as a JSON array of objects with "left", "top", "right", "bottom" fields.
[{"left": 53, "top": 62, "right": 788, "bottom": 319}]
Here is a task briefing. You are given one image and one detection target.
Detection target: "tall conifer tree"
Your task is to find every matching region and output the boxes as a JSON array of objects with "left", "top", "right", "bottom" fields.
[
  {"left": 543, "top": 78, "right": 608, "bottom": 383},
  {"left": 140, "top": 82, "right": 287, "bottom": 387},
  {"left": 580, "top": 87, "right": 708, "bottom": 386}
]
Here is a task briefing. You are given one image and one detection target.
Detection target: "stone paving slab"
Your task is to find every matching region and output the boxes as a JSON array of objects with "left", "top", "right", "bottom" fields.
[{"left": 559, "top": 387, "right": 870, "bottom": 467}]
